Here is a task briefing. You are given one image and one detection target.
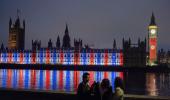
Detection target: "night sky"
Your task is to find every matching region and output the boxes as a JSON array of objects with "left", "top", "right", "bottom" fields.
[{"left": 0, "top": 0, "right": 170, "bottom": 50}]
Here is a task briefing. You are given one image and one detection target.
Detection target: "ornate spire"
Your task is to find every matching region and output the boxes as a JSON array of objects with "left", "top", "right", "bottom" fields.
[
  {"left": 138, "top": 38, "right": 140, "bottom": 45},
  {"left": 113, "top": 39, "right": 117, "bottom": 49},
  {"left": 15, "top": 17, "right": 20, "bottom": 27},
  {"left": 150, "top": 12, "right": 156, "bottom": 26},
  {"left": 56, "top": 35, "right": 60, "bottom": 48},
  {"left": 15, "top": 9, "right": 21, "bottom": 27},
  {"left": 65, "top": 23, "right": 69, "bottom": 35},
  {"left": 128, "top": 38, "right": 131, "bottom": 45},
  {"left": 9, "top": 17, "right": 12, "bottom": 28},
  {"left": 62, "top": 23, "right": 71, "bottom": 48},
  {"left": 48, "top": 38, "right": 53, "bottom": 48},
  {"left": 1, "top": 43, "right": 4, "bottom": 50},
  {"left": 23, "top": 20, "right": 25, "bottom": 29}
]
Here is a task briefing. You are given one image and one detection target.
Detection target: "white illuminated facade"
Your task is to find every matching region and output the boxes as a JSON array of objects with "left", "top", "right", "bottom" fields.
[{"left": 0, "top": 48, "right": 123, "bottom": 66}]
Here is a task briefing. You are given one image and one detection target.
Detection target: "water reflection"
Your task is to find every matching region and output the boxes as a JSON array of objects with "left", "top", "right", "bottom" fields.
[
  {"left": 1, "top": 68, "right": 170, "bottom": 96},
  {"left": 124, "top": 72, "right": 146, "bottom": 94},
  {"left": 157, "top": 73, "right": 170, "bottom": 96},
  {"left": 0, "top": 69, "right": 123, "bottom": 92},
  {"left": 146, "top": 73, "right": 170, "bottom": 96},
  {"left": 125, "top": 72, "right": 170, "bottom": 96},
  {"left": 146, "top": 73, "right": 158, "bottom": 96}
]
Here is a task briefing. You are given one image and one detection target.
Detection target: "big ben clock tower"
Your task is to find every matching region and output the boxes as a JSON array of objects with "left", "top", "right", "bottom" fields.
[{"left": 148, "top": 13, "right": 158, "bottom": 66}]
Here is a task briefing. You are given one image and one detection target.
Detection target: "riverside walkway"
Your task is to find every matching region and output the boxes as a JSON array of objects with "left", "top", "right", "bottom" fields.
[{"left": 0, "top": 89, "right": 169, "bottom": 100}]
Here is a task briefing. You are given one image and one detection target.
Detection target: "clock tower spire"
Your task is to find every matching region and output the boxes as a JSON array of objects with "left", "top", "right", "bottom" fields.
[
  {"left": 150, "top": 12, "right": 156, "bottom": 26},
  {"left": 148, "top": 12, "right": 158, "bottom": 66}
]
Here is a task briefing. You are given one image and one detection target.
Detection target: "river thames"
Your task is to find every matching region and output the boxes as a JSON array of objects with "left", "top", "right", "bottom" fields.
[{"left": 0, "top": 68, "right": 169, "bottom": 96}]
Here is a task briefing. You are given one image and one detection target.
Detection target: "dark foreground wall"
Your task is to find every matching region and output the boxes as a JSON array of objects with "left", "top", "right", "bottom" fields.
[
  {"left": 0, "top": 89, "right": 76, "bottom": 100},
  {"left": 0, "top": 89, "right": 169, "bottom": 100}
]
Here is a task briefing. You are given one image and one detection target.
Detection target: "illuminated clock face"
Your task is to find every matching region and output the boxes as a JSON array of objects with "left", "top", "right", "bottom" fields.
[
  {"left": 150, "top": 29, "right": 156, "bottom": 35},
  {"left": 151, "top": 45, "right": 155, "bottom": 50}
]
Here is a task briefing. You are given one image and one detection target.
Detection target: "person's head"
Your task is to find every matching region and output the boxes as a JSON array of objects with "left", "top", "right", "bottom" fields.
[
  {"left": 114, "top": 77, "right": 124, "bottom": 90},
  {"left": 101, "top": 78, "right": 110, "bottom": 89},
  {"left": 82, "top": 72, "right": 90, "bottom": 84},
  {"left": 115, "top": 87, "right": 124, "bottom": 97}
]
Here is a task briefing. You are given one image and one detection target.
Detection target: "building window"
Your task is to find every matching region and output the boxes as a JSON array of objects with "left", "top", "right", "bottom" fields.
[{"left": 11, "top": 34, "right": 16, "bottom": 40}]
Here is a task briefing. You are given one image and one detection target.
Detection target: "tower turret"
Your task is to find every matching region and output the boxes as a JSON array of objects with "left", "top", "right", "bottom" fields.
[
  {"left": 56, "top": 35, "right": 60, "bottom": 48},
  {"left": 148, "top": 12, "right": 158, "bottom": 66},
  {"left": 138, "top": 38, "right": 140, "bottom": 45},
  {"left": 62, "top": 23, "right": 71, "bottom": 48},
  {"left": 128, "top": 38, "right": 131, "bottom": 45},
  {"left": 23, "top": 20, "right": 25, "bottom": 30},
  {"left": 0, "top": 43, "right": 5, "bottom": 51},
  {"left": 9, "top": 18, "right": 12, "bottom": 29},
  {"left": 48, "top": 39, "right": 53, "bottom": 49},
  {"left": 113, "top": 39, "right": 117, "bottom": 49},
  {"left": 65, "top": 23, "right": 69, "bottom": 35},
  {"left": 8, "top": 12, "right": 25, "bottom": 50},
  {"left": 150, "top": 13, "right": 156, "bottom": 26},
  {"left": 15, "top": 17, "right": 20, "bottom": 28}
]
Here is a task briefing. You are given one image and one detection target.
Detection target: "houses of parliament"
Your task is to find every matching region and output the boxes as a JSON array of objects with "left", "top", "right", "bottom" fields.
[
  {"left": 0, "top": 13, "right": 161, "bottom": 67},
  {"left": 8, "top": 16, "right": 25, "bottom": 50}
]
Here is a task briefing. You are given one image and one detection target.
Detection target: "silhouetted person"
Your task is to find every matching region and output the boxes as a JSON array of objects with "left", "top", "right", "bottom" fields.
[
  {"left": 114, "top": 77, "right": 125, "bottom": 91},
  {"left": 112, "top": 87, "right": 124, "bottom": 100},
  {"left": 100, "top": 79, "right": 113, "bottom": 100},
  {"left": 77, "top": 72, "right": 91, "bottom": 100},
  {"left": 113, "top": 77, "right": 125, "bottom": 100},
  {"left": 90, "top": 81, "right": 101, "bottom": 100}
]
